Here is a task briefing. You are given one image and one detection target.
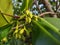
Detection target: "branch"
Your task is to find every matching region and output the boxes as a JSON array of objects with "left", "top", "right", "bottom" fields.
[
  {"left": 12, "top": 24, "right": 24, "bottom": 30},
  {"left": 39, "top": 12, "right": 57, "bottom": 17},
  {"left": 40, "top": 0, "right": 57, "bottom": 17},
  {"left": 0, "top": 11, "right": 20, "bottom": 19}
]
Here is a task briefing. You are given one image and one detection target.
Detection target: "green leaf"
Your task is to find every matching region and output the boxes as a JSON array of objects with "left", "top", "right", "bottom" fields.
[
  {"left": 20, "top": 0, "right": 29, "bottom": 12},
  {"left": 32, "top": 20, "right": 60, "bottom": 45},
  {"left": 0, "top": 13, "right": 8, "bottom": 27},
  {"left": 32, "top": 23, "right": 41, "bottom": 45},
  {"left": 44, "top": 17, "right": 60, "bottom": 29},
  {"left": 0, "top": 0, "right": 13, "bottom": 27},
  {"left": 0, "top": 23, "right": 13, "bottom": 41},
  {"left": 38, "top": 17, "right": 60, "bottom": 35},
  {"left": 28, "top": 0, "right": 33, "bottom": 8},
  {"left": 37, "top": 18, "right": 60, "bottom": 42}
]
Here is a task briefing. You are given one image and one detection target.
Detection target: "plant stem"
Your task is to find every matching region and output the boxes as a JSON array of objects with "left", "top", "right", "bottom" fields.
[{"left": 0, "top": 11, "right": 20, "bottom": 19}]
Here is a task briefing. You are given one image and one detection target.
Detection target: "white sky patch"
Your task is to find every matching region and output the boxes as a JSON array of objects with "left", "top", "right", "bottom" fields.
[
  {"left": 51, "top": 0, "right": 57, "bottom": 2},
  {"left": 17, "top": 2, "right": 22, "bottom": 6},
  {"left": 33, "top": 10, "right": 38, "bottom": 15},
  {"left": 39, "top": 4, "right": 44, "bottom": 8},
  {"left": 32, "top": 4, "right": 36, "bottom": 8}
]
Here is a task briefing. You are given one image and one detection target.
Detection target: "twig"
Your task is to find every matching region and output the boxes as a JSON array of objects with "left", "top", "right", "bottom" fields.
[
  {"left": 12, "top": 24, "right": 24, "bottom": 30},
  {"left": 40, "top": 0, "right": 57, "bottom": 17},
  {"left": 39, "top": 12, "right": 57, "bottom": 17},
  {"left": 0, "top": 11, "right": 20, "bottom": 18}
]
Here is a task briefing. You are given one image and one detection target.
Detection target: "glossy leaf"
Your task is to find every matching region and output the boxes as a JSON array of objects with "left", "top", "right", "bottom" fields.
[
  {"left": 0, "top": 0, "right": 13, "bottom": 27},
  {"left": 44, "top": 17, "right": 60, "bottom": 29},
  {"left": 28, "top": 0, "right": 33, "bottom": 8},
  {"left": 38, "top": 17, "right": 60, "bottom": 35},
  {"left": 38, "top": 18, "right": 60, "bottom": 41},
  {"left": 32, "top": 18, "right": 60, "bottom": 45},
  {"left": 20, "top": 0, "right": 29, "bottom": 12},
  {"left": 0, "top": 23, "right": 13, "bottom": 41}
]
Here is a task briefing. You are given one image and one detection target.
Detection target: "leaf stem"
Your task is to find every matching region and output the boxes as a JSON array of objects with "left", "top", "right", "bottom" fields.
[{"left": 0, "top": 11, "right": 20, "bottom": 19}]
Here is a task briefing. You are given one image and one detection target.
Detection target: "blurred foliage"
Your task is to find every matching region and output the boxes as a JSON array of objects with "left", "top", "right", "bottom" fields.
[{"left": 0, "top": 0, "right": 60, "bottom": 45}]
